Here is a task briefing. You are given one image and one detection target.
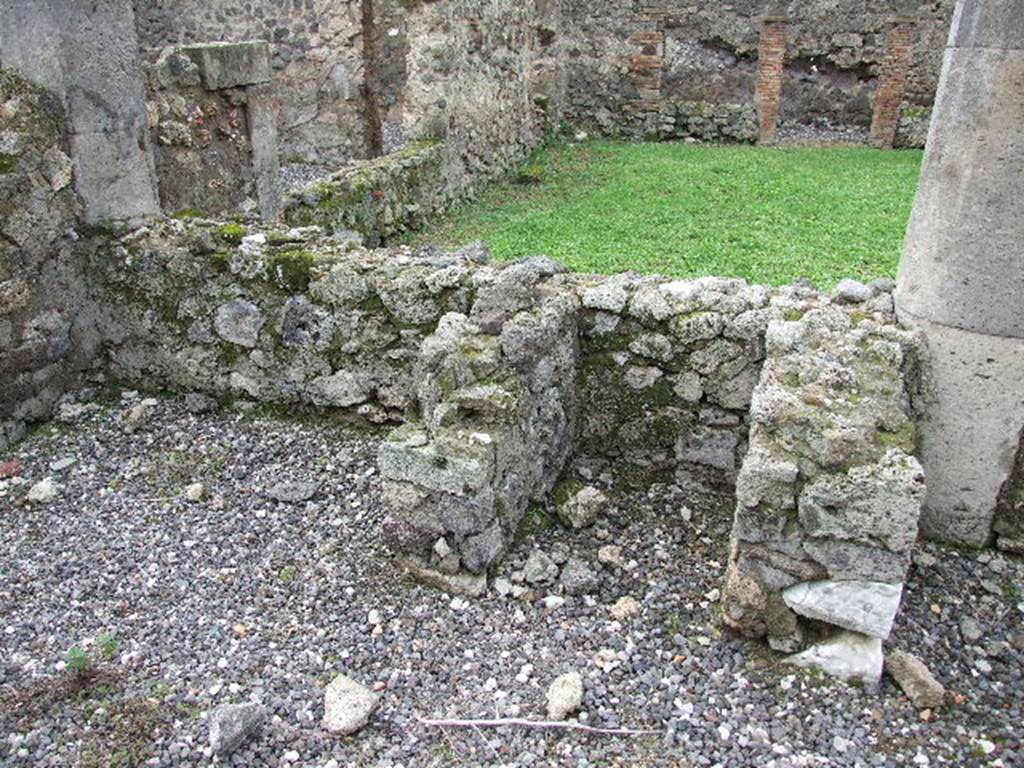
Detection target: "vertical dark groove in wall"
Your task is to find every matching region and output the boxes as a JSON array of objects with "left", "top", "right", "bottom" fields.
[{"left": 361, "top": 0, "right": 385, "bottom": 157}]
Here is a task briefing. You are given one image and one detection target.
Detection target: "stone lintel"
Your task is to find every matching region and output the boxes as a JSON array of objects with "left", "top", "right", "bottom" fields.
[{"left": 180, "top": 41, "right": 272, "bottom": 91}]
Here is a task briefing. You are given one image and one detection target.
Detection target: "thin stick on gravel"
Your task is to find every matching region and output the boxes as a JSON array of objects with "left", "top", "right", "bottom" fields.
[{"left": 417, "top": 715, "right": 661, "bottom": 737}]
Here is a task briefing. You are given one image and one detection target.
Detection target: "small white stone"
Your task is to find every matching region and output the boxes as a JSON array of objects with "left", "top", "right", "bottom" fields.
[
  {"left": 609, "top": 596, "right": 641, "bottom": 621},
  {"left": 546, "top": 671, "right": 584, "bottom": 720},
  {"left": 786, "top": 630, "right": 883, "bottom": 685},
  {"left": 26, "top": 478, "right": 59, "bottom": 503},
  {"left": 783, "top": 580, "right": 903, "bottom": 639},
  {"left": 184, "top": 482, "right": 205, "bottom": 502},
  {"left": 322, "top": 674, "right": 380, "bottom": 735},
  {"left": 433, "top": 537, "right": 451, "bottom": 559},
  {"left": 541, "top": 596, "right": 565, "bottom": 610},
  {"left": 515, "top": 663, "right": 534, "bottom": 683}
]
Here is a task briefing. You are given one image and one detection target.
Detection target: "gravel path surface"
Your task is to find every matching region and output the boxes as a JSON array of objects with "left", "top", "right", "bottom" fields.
[
  {"left": 776, "top": 120, "right": 871, "bottom": 147},
  {"left": 1, "top": 393, "right": 1021, "bottom": 767}
]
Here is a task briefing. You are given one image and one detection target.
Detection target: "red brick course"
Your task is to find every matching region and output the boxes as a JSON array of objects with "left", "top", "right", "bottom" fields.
[
  {"left": 755, "top": 16, "right": 787, "bottom": 144},
  {"left": 871, "top": 17, "right": 917, "bottom": 149}
]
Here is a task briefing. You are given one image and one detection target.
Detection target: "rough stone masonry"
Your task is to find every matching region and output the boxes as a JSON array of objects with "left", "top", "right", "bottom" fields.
[{"left": 0, "top": 0, "right": 1020, "bottom": 690}]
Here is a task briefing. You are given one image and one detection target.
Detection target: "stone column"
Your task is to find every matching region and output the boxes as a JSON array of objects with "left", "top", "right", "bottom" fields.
[
  {"left": 870, "top": 16, "right": 917, "bottom": 148},
  {"left": 755, "top": 16, "right": 787, "bottom": 144},
  {"left": 895, "top": 0, "right": 1024, "bottom": 546}
]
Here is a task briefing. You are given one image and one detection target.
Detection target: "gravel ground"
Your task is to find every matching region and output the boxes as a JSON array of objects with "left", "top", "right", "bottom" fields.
[
  {"left": 776, "top": 120, "right": 871, "bottom": 147},
  {"left": 1, "top": 393, "right": 1021, "bottom": 767}
]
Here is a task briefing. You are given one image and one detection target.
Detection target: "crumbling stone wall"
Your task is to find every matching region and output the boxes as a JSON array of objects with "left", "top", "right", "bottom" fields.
[
  {"left": 400, "top": 0, "right": 562, "bottom": 197},
  {"left": 133, "top": 0, "right": 560, "bottom": 181},
  {"left": 282, "top": 140, "right": 445, "bottom": 246},
  {"left": 143, "top": 43, "right": 280, "bottom": 219},
  {"left": 574, "top": 275, "right": 772, "bottom": 492},
  {"left": 90, "top": 221, "right": 489, "bottom": 424},
  {"left": 562, "top": 0, "right": 954, "bottom": 138},
  {"left": 133, "top": 0, "right": 367, "bottom": 165},
  {"left": 83, "top": 215, "right": 924, "bottom": 598},
  {"left": 0, "top": 71, "right": 97, "bottom": 450},
  {"left": 380, "top": 257, "right": 579, "bottom": 593},
  {"left": 723, "top": 291, "right": 924, "bottom": 679}
]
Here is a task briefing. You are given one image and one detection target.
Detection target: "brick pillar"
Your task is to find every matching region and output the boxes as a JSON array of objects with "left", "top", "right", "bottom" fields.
[
  {"left": 626, "top": 2, "right": 667, "bottom": 134},
  {"left": 755, "top": 16, "right": 787, "bottom": 144},
  {"left": 628, "top": 29, "right": 665, "bottom": 112},
  {"left": 870, "top": 17, "right": 917, "bottom": 149}
]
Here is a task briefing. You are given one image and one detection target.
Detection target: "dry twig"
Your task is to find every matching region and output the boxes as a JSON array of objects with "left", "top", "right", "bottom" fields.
[{"left": 417, "top": 715, "right": 660, "bottom": 737}]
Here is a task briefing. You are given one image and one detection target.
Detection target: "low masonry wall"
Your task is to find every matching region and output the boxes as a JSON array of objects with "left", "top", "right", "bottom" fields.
[
  {"left": 91, "top": 220, "right": 488, "bottom": 425},
  {"left": 281, "top": 140, "right": 447, "bottom": 247},
  {"left": 82, "top": 219, "right": 921, "bottom": 608},
  {"left": 0, "top": 172, "right": 930, "bottom": 679}
]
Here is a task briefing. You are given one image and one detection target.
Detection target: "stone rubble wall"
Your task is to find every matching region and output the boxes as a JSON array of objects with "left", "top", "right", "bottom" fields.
[
  {"left": 90, "top": 221, "right": 491, "bottom": 425},
  {"left": 143, "top": 43, "right": 278, "bottom": 218},
  {"left": 79, "top": 217, "right": 923, "bottom": 589},
  {"left": 281, "top": 140, "right": 445, "bottom": 247},
  {"left": 0, "top": 70, "right": 98, "bottom": 451},
  {"left": 561, "top": 0, "right": 954, "bottom": 139},
  {"left": 399, "top": 0, "right": 562, "bottom": 198},
  {"left": 133, "top": 0, "right": 367, "bottom": 165},
  {"left": 132, "top": 0, "right": 559, "bottom": 181},
  {"left": 379, "top": 258, "right": 580, "bottom": 590},
  {"left": 722, "top": 292, "right": 924, "bottom": 664},
  {"left": 571, "top": 274, "right": 801, "bottom": 495}
]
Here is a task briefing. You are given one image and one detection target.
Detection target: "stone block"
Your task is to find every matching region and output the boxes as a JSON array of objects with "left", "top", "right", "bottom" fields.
[
  {"left": 782, "top": 580, "right": 903, "bottom": 639},
  {"left": 180, "top": 42, "right": 272, "bottom": 91}
]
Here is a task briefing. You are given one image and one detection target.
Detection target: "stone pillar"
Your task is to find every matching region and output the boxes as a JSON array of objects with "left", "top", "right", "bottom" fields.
[
  {"left": 755, "top": 16, "right": 787, "bottom": 144},
  {"left": 53, "top": 0, "right": 161, "bottom": 223},
  {"left": 248, "top": 84, "right": 283, "bottom": 223},
  {"left": 2, "top": 0, "right": 160, "bottom": 223},
  {"left": 895, "top": 0, "right": 1024, "bottom": 546},
  {"left": 870, "top": 17, "right": 917, "bottom": 148}
]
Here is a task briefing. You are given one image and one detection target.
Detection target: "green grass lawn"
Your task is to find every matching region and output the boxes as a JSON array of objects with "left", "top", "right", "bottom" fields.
[{"left": 406, "top": 140, "right": 923, "bottom": 288}]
